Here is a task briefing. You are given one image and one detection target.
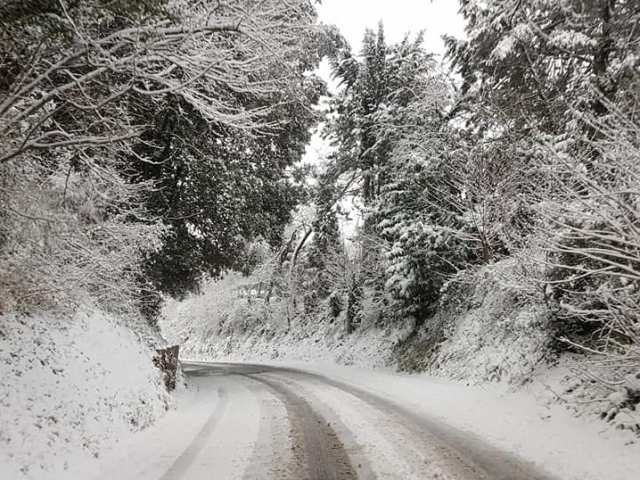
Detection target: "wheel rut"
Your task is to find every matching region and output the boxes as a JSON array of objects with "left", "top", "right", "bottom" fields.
[
  {"left": 243, "top": 373, "right": 359, "bottom": 480},
  {"left": 158, "top": 386, "right": 228, "bottom": 480},
  {"left": 255, "top": 366, "right": 556, "bottom": 480}
]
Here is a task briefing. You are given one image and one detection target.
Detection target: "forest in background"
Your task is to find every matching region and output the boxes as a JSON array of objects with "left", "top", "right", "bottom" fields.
[
  {"left": 162, "top": 0, "right": 640, "bottom": 429},
  {"left": 2, "top": 0, "right": 640, "bottom": 431}
]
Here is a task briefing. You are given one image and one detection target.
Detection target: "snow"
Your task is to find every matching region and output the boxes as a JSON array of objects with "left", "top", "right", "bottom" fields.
[
  {"left": 164, "top": 312, "right": 410, "bottom": 369},
  {"left": 492, "top": 35, "right": 517, "bottom": 59},
  {"left": 279, "top": 372, "right": 457, "bottom": 479},
  {"left": 0, "top": 310, "right": 171, "bottom": 479},
  {"left": 550, "top": 30, "right": 596, "bottom": 49},
  {"left": 163, "top": 258, "right": 552, "bottom": 384},
  {"left": 99, "top": 359, "right": 639, "bottom": 480},
  {"left": 86, "top": 370, "right": 292, "bottom": 480},
  {"left": 432, "top": 260, "right": 552, "bottom": 384},
  {"left": 159, "top": 257, "right": 640, "bottom": 479},
  {"left": 258, "top": 361, "right": 640, "bottom": 480}
]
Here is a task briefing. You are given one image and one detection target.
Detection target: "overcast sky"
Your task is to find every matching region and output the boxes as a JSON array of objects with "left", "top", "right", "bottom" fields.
[{"left": 317, "top": 0, "right": 465, "bottom": 56}]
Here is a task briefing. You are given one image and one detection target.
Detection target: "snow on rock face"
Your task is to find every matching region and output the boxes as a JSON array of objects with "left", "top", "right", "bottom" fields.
[{"left": 0, "top": 310, "right": 171, "bottom": 479}]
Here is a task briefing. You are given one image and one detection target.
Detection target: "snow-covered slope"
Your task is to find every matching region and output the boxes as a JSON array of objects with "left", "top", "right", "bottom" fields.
[
  {"left": 164, "top": 310, "right": 412, "bottom": 369},
  {"left": 160, "top": 258, "right": 639, "bottom": 436},
  {"left": 160, "top": 259, "right": 553, "bottom": 381},
  {"left": 0, "top": 310, "right": 172, "bottom": 479}
]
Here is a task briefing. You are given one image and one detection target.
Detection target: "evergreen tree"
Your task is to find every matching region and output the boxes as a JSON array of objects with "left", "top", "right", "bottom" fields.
[
  {"left": 304, "top": 170, "right": 342, "bottom": 309},
  {"left": 132, "top": 73, "right": 325, "bottom": 299},
  {"left": 325, "top": 27, "right": 457, "bottom": 325},
  {"left": 327, "top": 22, "right": 391, "bottom": 206},
  {"left": 446, "top": 0, "right": 640, "bottom": 134}
]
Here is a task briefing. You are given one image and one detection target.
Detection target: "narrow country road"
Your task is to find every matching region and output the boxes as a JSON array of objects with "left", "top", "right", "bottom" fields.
[{"left": 112, "top": 361, "right": 558, "bottom": 480}]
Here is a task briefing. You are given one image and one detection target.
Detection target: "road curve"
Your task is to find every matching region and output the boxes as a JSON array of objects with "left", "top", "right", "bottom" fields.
[{"left": 165, "top": 362, "right": 558, "bottom": 480}]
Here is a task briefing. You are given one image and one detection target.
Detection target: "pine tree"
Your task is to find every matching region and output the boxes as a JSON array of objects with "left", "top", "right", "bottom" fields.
[
  {"left": 327, "top": 22, "right": 390, "bottom": 206},
  {"left": 325, "top": 27, "right": 457, "bottom": 325}
]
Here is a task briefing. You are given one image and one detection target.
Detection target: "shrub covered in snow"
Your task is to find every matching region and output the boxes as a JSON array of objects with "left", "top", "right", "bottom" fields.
[
  {"left": 429, "top": 258, "right": 553, "bottom": 384},
  {"left": 0, "top": 160, "right": 163, "bottom": 317},
  {"left": 525, "top": 105, "right": 640, "bottom": 402}
]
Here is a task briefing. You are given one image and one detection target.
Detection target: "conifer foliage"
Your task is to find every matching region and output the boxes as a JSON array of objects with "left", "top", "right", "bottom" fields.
[{"left": 299, "top": 1, "right": 640, "bottom": 390}]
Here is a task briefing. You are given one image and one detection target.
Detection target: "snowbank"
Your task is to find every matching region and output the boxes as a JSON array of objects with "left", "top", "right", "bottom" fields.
[{"left": 0, "top": 310, "right": 171, "bottom": 479}]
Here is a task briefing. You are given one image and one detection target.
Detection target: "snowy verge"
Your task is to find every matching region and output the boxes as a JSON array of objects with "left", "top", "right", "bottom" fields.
[
  {"left": 0, "top": 310, "right": 172, "bottom": 479},
  {"left": 84, "top": 372, "right": 218, "bottom": 480},
  {"left": 160, "top": 258, "right": 554, "bottom": 381}
]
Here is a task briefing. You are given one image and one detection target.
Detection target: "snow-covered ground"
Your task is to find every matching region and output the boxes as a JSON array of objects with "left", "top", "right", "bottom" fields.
[
  {"left": 267, "top": 361, "right": 640, "bottom": 480},
  {"left": 76, "top": 361, "right": 640, "bottom": 480},
  {"left": 154, "top": 258, "right": 640, "bottom": 478},
  {"left": 169, "top": 326, "right": 640, "bottom": 478},
  {"left": 0, "top": 310, "right": 172, "bottom": 479}
]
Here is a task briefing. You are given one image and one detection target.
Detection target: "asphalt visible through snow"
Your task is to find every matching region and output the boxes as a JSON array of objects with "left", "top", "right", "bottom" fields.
[{"left": 158, "top": 362, "right": 558, "bottom": 480}]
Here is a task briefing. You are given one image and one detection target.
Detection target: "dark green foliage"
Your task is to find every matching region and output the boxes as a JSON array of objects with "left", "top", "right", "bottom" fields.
[
  {"left": 446, "top": 0, "right": 640, "bottom": 134},
  {"left": 327, "top": 22, "right": 393, "bottom": 205},
  {"left": 376, "top": 157, "right": 471, "bottom": 320},
  {"left": 0, "top": 0, "right": 332, "bottom": 320},
  {"left": 304, "top": 171, "right": 342, "bottom": 308},
  {"left": 328, "top": 291, "right": 343, "bottom": 318},
  {"left": 345, "top": 272, "right": 363, "bottom": 333},
  {"left": 320, "top": 24, "right": 458, "bottom": 326},
  {"left": 131, "top": 89, "right": 320, "bottom": 297}
]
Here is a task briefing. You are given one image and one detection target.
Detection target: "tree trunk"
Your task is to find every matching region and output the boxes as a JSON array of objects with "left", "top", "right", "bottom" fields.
[{"left": 286, "top": 227, "right": 313, "bottom": 329}]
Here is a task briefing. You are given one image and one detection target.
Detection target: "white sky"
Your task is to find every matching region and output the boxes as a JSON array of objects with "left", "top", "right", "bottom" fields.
[{"left": 316, "top": 0, "right": 465, "bottom": 57}]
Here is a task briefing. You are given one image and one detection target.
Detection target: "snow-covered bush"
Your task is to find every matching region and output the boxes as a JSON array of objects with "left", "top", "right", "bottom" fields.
[
  {"left": 431, "top": 257, "right": 553, "bottom": 384},
  {"left": 0, "top": 159, "right": 163, "bottom": 317},
  {"left": 161, "top": 270, "right": 290, "bottom": 353},
  {"left": 533, "top": 104, "right": 640, "bottom": 396}
]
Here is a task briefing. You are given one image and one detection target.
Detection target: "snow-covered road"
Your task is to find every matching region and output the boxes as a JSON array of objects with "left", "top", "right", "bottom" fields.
[{"left": 89, "top": 362, "right": 562, "bottom": 480}]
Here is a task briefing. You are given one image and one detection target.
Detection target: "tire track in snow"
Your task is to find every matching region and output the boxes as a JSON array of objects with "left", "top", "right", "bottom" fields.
[
  {"left": 243, "top": 373, "right": 359, "bottom": 480},
  {"left": 268, "top": 371, "right": 477, "bottom": 479},
  {"left": 253, "top": 366, "right": 557, "bottom": 480},
  {"left": 239, "top": 377, "right": 296, "bottom": 480},
  {"left": 158, "top": 386, "right": 228, "bottom": 480}
]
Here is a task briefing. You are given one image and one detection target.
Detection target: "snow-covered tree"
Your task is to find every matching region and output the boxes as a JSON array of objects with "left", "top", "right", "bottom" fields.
[
  {"left": 447, "top": 0, "right": 640, "bottom": 134},
  {"left": 0, "top": 0, "right": 329, "bottom": 317},
  {"left": 304, "top": 170, "right": 343, "bottom": 308}
]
